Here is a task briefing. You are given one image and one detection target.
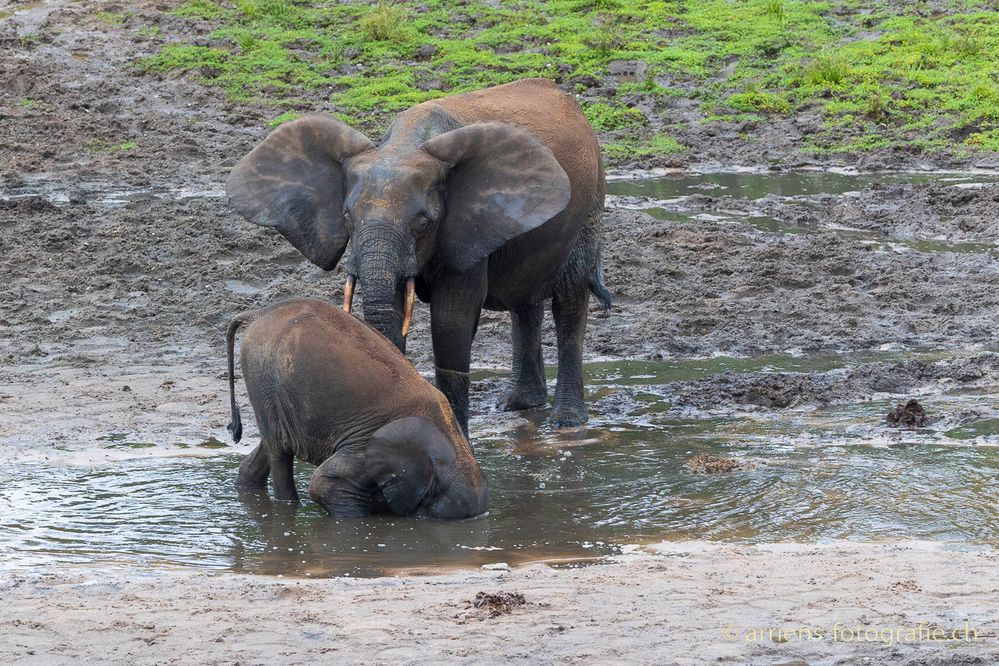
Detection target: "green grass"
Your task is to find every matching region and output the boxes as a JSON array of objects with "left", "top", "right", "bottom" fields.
[
  {"left": 726, "top": 87, "right": 791, "bottom": 114},
  {"left": 95, "top": 11, "right": 125, "bottom": 25},
  {"left": 604, "top": 134, "right": 687, "bottom": 160},
  {"left": 763, "top": 0, "right": 787, "bottom": 22},
  {"left": 85, "top": 138, "right": 138, "bottom": 155},
  {"left": 584, "top": 102, "right": 646, "bottom": 131},
  {"left": 359, "top": 3, "right": 412, "bottom": 43},
  {"left": 136, "top": 0, "right": 999, "bottom": 160},
  {"left": 804, "top": 54, "right": 851, "bottom": 86},
  {"left": 268, "top": 110, "right": 301, "bottom": 127}
]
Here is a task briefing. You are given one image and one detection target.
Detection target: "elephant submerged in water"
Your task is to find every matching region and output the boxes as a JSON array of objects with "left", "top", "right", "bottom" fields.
[
  {"left": 226, "top": 78, "right": 611, "bottom": 432},
  {"left": 226, "top": 298, "right": 488, "bottom": 520}
]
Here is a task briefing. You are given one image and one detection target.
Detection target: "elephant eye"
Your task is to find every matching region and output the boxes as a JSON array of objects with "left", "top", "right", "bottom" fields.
[{"left": 411, "top": 214, "right": 431, "bottom": 234}]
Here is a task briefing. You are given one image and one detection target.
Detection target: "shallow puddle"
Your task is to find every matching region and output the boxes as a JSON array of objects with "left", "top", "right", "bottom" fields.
[
  {"left": 3, "top": 355, "right": 997, "bottom": 578},
  {"left": 606, "top": 170, "right": 999, "bottom": 200},
  {"left": 0, "top": 177, "right": 225, "bottom": 206},
  {"left": 607, "top": 170, "right": 999, "bottom": 255}
]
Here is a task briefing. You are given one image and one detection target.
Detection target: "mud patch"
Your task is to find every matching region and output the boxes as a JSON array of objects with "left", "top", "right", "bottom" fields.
[
  {"left": 886, "top": 400, "right": 928, "bottom": 428},
  {"left": 667, "top": 354, "right": 999, "bottom": 413},
  {"left": 685, "top": 453, "right": 754, "bottom": 474},
  {"left": 458, "top": 591, "right": 529, "bottom": 621}
]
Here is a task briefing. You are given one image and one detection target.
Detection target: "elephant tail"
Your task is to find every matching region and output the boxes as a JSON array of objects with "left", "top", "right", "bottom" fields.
[
  {"left": 587, "top": 254, "right": 613, "bottom": 311},
  {"left": 226, "top": 311, "right": 253, "bottom": 444},
  {"left": 584, "top": 197, "right": 612, "bottom": 311}
]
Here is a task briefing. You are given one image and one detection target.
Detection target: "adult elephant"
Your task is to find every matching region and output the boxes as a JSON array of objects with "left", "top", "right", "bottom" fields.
[{"left": 226, "top": 78, "right": 610, "bottom": 431}]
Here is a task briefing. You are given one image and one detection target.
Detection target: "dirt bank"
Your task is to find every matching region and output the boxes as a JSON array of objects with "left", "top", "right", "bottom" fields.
[{"left": 3, "top": 543, "right": 997, "bottom": 664}]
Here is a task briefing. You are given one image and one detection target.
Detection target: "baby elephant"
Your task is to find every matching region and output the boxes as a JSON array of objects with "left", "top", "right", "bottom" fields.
[{"left": 225, "top": 298, "right": 488, "bottom": 519}]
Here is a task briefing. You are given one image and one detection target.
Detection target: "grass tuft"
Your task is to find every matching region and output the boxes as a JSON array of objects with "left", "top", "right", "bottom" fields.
[
  {"left": 95, "top": 11, "right": 125, "bottom": 25},
  {"left": 268, "top": 110, "right": 302, "bottom": 127},
  {"left": 583, "top": 13, "right": 624, "bottom": 58},
  {"left": 172, "top": 0, "right": 223, "bottom": 19},
  {"left": 603, "top": 134, "right": 686, "bottom": 160},
  {"left": 763, "top": 0, "right": 786, "bottom": 22},
  {"left": 726, "top": 87, "right": 790, "bottom": 114},
  {"left": 85, "top": 138, "right": 138, "bottom": 154},
  {"left": 359, "top": 3, "right": 412, "bottom": 43},
  {"left": 804, "top": 54, "right": 851, "bottom": 86},
  {"left": 584, "top": 102, "right": 646, "bottom": 131}
]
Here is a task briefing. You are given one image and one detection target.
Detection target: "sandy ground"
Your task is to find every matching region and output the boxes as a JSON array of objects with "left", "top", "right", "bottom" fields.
[
  {"left": 3, "top": 2, "right": 999, "bottom": 664},
  {"left": 3, "top": 543, "right": 998, "bottom": 664}
]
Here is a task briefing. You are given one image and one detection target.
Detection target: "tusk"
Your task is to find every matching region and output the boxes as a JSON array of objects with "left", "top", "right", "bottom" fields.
[
  {"left": 401, "top": 278, "right": 416, "bottom": 338},
  {"left": 342, "top": 275, "right": 356, "bottom": 314}
]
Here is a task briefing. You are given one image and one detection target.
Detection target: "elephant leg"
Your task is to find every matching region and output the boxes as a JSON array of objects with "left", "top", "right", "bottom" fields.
[
  {"left": 496, "top": 302, "right": 547, "bottom": 412},
  {"left": 269, "top": 449, "right": 299, "bottom": 503},
  {"left": 550, "top": 285, "right": 590, "bottom": 428},
  {"left": 253, "top": 407, "right": 299, "bottom": 502},
  {"left": 308, "top": 447, "right": 371, "bottom": 517},
  {"left": 431, "top": 269, "right": 487, "bottom": 436},
  {"left": 235, "top": 444, "right": 270, "bottom": 489}
]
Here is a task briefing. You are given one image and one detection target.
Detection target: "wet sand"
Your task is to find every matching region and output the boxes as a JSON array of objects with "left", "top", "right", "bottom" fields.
[{"left": 4, "top": 543, "right": 997, "bottom": 664}]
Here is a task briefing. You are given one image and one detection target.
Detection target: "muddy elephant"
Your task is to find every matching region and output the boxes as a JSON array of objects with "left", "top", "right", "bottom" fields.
[
  {"left": 225, "top": 298, "right": 488, "bottom": 519},
  {"left": 226, "top": 78, "right": 611, "bottom": 432}
]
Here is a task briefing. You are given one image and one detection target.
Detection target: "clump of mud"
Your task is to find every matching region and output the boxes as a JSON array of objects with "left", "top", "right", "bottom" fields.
[
  {"left": 886, "top": 399, "right": 928, "bottom": 427},
  {"left": 685, "top": 454, "right": 754, "bottom": 474},
  {"left": 469, "top": 591, "right": 527, "bottom": 618},
  {"left": 669, "top": 355, "right": 999, "bottom": 413}
]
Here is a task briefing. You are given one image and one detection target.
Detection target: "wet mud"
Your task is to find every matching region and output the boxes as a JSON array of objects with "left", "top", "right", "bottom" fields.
[
  {"left": 886, "top": 399, "right": 928, "bottom": 428},
  {"left": 466, "top": 591, "right": 529, "bottom": 620}
]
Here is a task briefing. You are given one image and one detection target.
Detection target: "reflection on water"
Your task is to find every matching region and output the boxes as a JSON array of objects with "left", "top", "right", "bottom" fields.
[{"left": 2, "top": 355, "right": 997, "bottom": 578}]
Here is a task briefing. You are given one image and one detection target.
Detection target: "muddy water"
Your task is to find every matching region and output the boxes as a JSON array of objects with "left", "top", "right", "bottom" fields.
[
  {"left": 606, "top": 169, "right": 999, "bottom": 200},
  {"left": 607, "top": 170, "right": 999, "bottom": 254},
  {"left": 0, "top": 176, "right": 226, "bottom": 206},
  {"left": 3, "top": 354, "right": 997, "bottom": 578},
  {"left": 4, "top": 170, "right": 999, "bottom": 577}
]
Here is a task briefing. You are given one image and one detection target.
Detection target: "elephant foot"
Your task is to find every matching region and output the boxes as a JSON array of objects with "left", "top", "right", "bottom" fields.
[
  {"left": 548, "top": 405, "right": 588, "bottom": 429},
  {"left": 235, "top": 445, "right": 270, "bottom": 489},
  {"left": 496, "top": 387, "right": 547, "bottom": 412}
]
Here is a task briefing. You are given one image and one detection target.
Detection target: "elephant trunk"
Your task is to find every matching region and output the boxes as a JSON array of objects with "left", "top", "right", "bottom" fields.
[
  {"left": 362, "top": 294, "right": 405, "bottom": 352},
  {"left": 430, "top": 454, "right": 490, "bottom": 519},
  {"left": 355, "top": 224, "right": 413, "bottom": 352}
]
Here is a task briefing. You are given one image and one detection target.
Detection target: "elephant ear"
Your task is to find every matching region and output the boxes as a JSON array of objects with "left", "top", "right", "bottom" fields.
[
  {"left": 421, "top": 122, "right": 571, "bottom": 274},
  {"left": 226, "top": 115, "right": 374, "bottom": 270},
  {"left": 365, "top": 417, "right": 456, "bottom": 517}
]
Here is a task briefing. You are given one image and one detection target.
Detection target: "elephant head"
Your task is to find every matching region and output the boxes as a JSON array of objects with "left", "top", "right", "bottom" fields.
[
  {"left": 311, "top": 416, "right": 488, "bottom": 519},
  {"left": 226, "top": 111, "right": 571, "bottom": 350},
  {"left": 365, "top": 416, "right": 487, "bottom": 519}
]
